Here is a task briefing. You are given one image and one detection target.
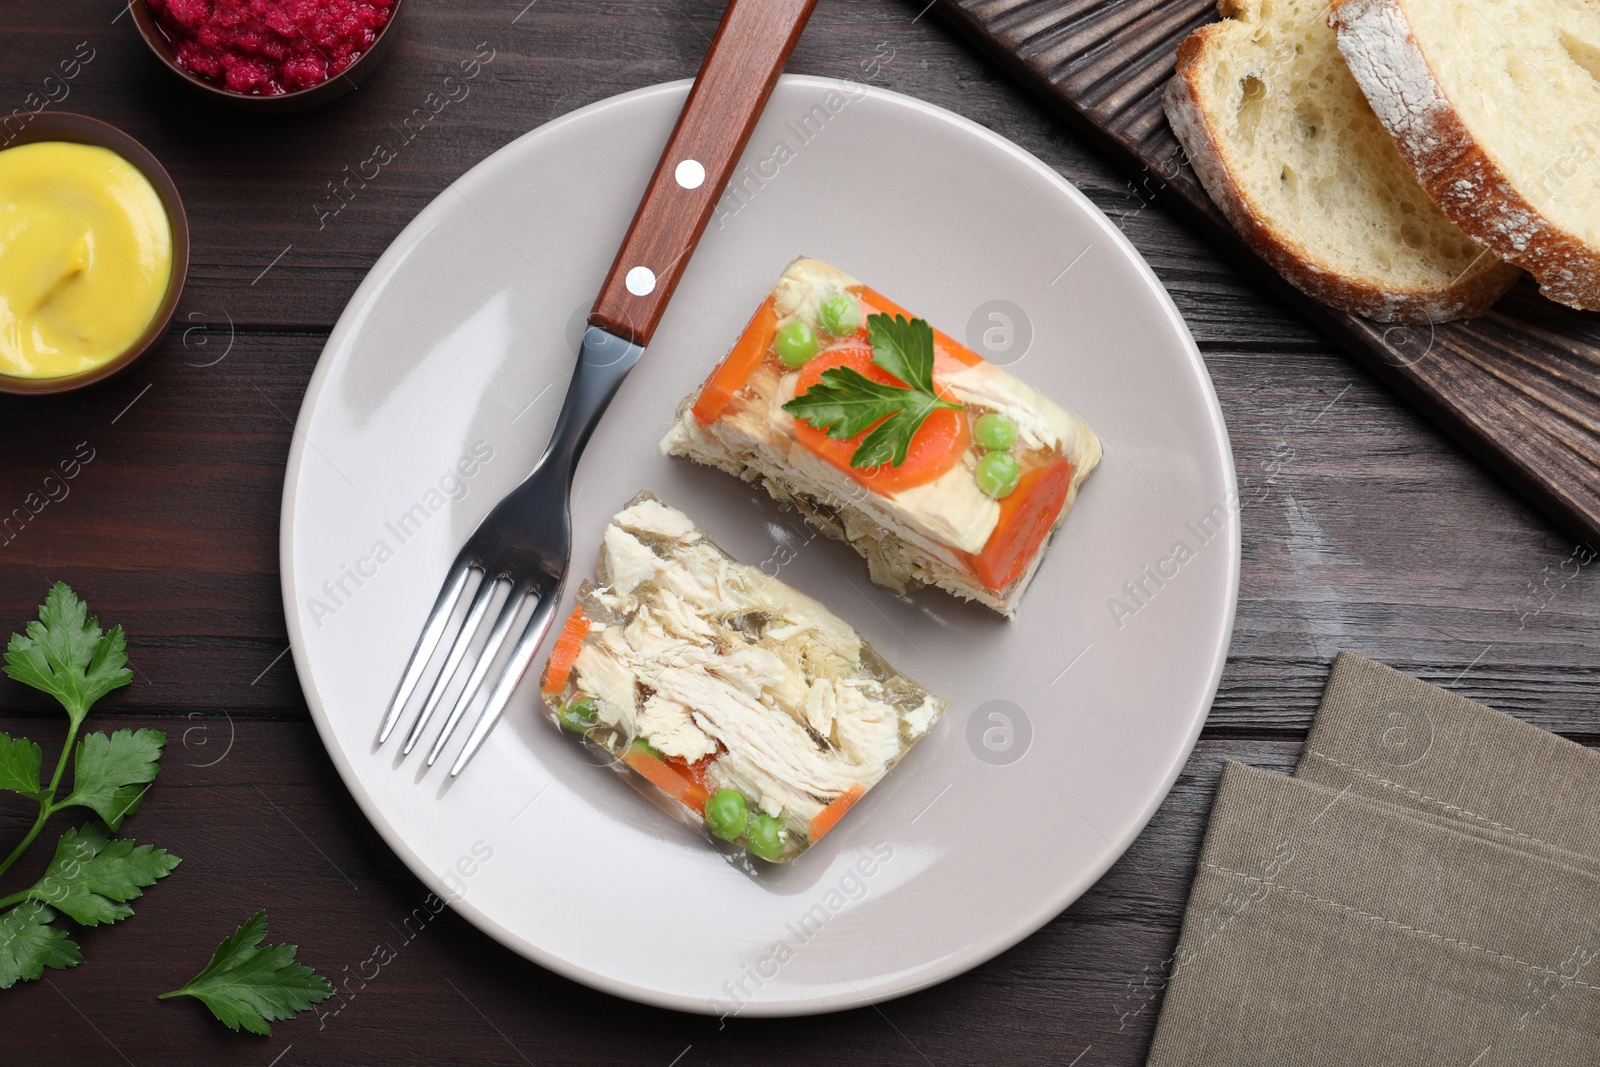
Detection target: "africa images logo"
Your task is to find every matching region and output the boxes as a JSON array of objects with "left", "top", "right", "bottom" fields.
[{"left": 304, "top": 442, "right": 495, "bottom": 628}]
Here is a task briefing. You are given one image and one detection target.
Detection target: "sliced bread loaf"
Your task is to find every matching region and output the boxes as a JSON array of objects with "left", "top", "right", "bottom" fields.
[
  {"left": 1332, "top": 0, "right": 1600, "bottom": 310},
  {"left": 1165, "top": 0, "right": 1520, "bottom": 322}
]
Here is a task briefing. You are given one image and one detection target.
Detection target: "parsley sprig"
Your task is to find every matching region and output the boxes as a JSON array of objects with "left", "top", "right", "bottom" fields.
[
  {"left": 161, "top": 911, "right": 333, "bottom": 1035},
  {"left": 782, "top": 313, "right": 962, "bottom": 469},
  {"left": 1, "top": 586, "right": 332, "bottom": 1034},
  {"left": 0, "top": 583, "right": 177, "bottom": 990}
]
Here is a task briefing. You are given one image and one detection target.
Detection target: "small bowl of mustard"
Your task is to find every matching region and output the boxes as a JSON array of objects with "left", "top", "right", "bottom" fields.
[{"left": 0, "top": 113, "right": 188, "bottom": 396}]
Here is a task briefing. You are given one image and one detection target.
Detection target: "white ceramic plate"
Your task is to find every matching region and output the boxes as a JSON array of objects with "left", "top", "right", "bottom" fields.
[{"left": 282, "top": 76, "right": 1238, "bottom": 1016}]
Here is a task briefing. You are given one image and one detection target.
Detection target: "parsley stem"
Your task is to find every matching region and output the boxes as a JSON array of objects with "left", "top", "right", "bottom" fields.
[
  {"left": 0, "top": 805, "right": 50, "bottom": 883},
  {"left": 0, "top": 888, "right": 27, "bottom": 910},
  {"left": 0, "top": 716, "right": 78, "bottom": 882}
]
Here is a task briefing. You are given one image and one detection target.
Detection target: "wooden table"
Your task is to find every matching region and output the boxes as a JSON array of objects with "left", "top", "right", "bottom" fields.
[{"left": 3, "top": 2, "right": 1596, "bottom": 1063}]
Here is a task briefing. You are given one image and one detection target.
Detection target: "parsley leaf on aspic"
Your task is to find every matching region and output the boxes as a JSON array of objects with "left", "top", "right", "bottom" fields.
[
  {"left": 783, "top": 313, "right": 962, "bottom": 469},
  {"left": 867, "top": 313, "right": 942, "bottom": 395},
  {"left": 160, "top": 911, "right": 334, "bottom": 1036}
]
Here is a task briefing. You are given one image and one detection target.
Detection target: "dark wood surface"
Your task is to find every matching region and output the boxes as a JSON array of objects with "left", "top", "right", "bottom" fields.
[
  {"left": 933, "top": 0, "right": 1600, "bottom": 552},
  {"left": 1, "top": 2, "right": 1597, "bottom": 1064}
]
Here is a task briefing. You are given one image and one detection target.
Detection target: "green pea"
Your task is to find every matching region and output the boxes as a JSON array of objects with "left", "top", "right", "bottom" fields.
[
  {"left": 557, "top": 696, "right": 598, "bottom": 734},
  {"left": 706, "top": 789, "right": 749, "bottom": 841},
  {"left": 631, "top": 736, "right": 662, "bottom": 759},
  {"left": 745, "top": 812, "right": 785, "bottom": 861},
  {"left": 774, "top": 319, "right": 819, "bottom": 368},
  {"left": 819, "top": 292, "right": 862, "bottom": 338},
  {"left": 975, "top": 451, "right": 1021, "bottom": 499},
  {"left": 974, "top": 413, "right": 1018, "bottom": 452}
]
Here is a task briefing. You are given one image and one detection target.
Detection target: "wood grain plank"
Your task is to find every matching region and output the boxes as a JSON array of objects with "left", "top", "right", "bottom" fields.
[
  {"left": 933, "top": 0, "right": 1600, "bottom": 549},
  {"left": 0, "top": 334, "right": 312, "bottom": 714},
  {"left": 1, "top": 3, "right": 1594, "bottom": 1061},
  {"left": 2, "top": 720, "right": 1583, "bottom": 1059},
  {"left": 2, "top": 335, "right": 1596, "bottom": 736},
  {"left": 0, "top": 719, "right": 1296, "bottom": 1064},
  {"left": 0, "top": 0, "right": 1324, "bottom": 347},
  {"left": 1208, "top": 349, "right": 1600, "bottom": 737}
]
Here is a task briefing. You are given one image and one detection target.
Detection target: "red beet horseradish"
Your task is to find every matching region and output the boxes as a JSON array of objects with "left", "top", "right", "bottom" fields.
[{"left": 147, "top": 0, "right": 394, "bottom": 96}]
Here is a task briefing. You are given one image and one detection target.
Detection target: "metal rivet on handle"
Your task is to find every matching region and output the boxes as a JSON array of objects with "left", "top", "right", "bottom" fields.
[
  {"left": 625, "top": 266, "right": 657, "bottom": 296},
  {"left": 674, "top": 159, "right": 706, "bottom": 190}
]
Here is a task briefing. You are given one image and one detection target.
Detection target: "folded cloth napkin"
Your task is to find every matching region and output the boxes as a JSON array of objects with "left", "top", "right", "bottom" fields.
[{"left": 1147, "top": 652, "right": 1600, "bottom": 1067}]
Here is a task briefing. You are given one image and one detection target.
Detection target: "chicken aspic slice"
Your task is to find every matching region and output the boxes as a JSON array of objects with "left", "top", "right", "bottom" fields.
[
  {"left": 539, "top": 492, "right": 946, "bottom": 864},
  {"left": 662, "top": 257, "right": 1102, "bottom": 617}
]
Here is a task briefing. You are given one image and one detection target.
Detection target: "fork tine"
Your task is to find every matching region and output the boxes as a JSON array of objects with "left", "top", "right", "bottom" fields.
[
  {"left": 379, "top": 563, "right": 472, "bottom": 744},
  {"left": 402, "top": 572, "right": 499, "bottom": 755},
  {"left": 449, "top": 589, "right": 563, "bottom": 777},
  {"left": 425, "top": 586, "right": 529, "bottom": 767}
]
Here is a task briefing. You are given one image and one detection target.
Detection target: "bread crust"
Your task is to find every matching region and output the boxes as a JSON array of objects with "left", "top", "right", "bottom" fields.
[
  {"left": 1332, "top": 0, "right": 1600, "bottom": 311},
  {"left": 1164, "top": 20, "right": 1521, "bottom": 323}
]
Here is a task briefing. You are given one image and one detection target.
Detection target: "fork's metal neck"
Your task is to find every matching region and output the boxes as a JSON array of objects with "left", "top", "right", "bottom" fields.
[{"left": 538, "top": 325, "right": 647, "bottom": 474}]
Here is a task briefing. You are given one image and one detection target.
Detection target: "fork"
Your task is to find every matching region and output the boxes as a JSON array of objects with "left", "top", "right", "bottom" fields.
[{"left": 378, "top": 0, "right": 820, "bottom": 776}]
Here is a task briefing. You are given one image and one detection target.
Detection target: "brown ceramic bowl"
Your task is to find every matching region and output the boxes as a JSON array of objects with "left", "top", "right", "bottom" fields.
[
  {"left": 131, "top": 0, "right": 405, "bottom": 114},
  {"left": 0, "top": 113, "right": 190, "bottom": 397}
]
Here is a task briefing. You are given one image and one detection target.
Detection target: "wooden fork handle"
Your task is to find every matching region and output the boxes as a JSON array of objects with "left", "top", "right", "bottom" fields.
[{"left": 588, "top": 0, "right": 819, "bottom": 346}]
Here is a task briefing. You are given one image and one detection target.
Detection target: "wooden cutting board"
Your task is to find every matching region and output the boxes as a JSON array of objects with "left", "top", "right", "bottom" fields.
[{"left": 935, "top": 0, "right": 1600, "bottom": 546}]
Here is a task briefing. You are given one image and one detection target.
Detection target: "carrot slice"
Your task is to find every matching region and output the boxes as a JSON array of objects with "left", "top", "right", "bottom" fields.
[
  {"left": 969, "top": 459, "right": 1075, "bottom": 592},
  {"left": 789, "top": 347, "right": 971, "bottom": 493},
  {"left": 541, "top": 604, "right": 590, "bottom": 694},
  {"left": 858, "top": 286, "right": 982, "bottom": 369},
  {"left": 692, "top": 296, "right": 778, "bottom": 426},
  {"left": 809, "top": 784, "right": 867, "bottom": 842},
  {"left": 795, "top": 344, "right": 877, "bottom": 391},
  {"left": 623, "top": 746, "right": 710, "bottom": 815},
  {"left": 682, "top": 753, "right": 718, "bottom": 792}
]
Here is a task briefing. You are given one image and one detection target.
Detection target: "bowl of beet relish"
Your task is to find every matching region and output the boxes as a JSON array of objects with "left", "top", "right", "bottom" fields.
[{"left": 132, "top": 0, "right": 404, "bottom": 112}]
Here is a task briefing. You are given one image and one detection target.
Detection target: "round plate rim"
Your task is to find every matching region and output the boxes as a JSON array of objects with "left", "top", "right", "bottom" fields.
[{"left": 280, "top": 74, "right": 1240, "bottom": 1016}]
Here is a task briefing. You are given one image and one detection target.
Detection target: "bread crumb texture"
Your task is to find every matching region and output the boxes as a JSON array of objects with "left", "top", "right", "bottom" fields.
[
  {"left": 1334, "top": 0, "right": 1600, "bottom": 309},
  {"left": 1201, "top": 0, "right": 1493, "bottom": 271}
]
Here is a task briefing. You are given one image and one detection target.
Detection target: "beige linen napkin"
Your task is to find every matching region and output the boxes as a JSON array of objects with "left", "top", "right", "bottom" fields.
[
  {"left": 1297, "top": 653, "right": 1600, "bottom": 877},
  {"left": 1147, "top": 653, "right": 1600, "bottom": 1066}
]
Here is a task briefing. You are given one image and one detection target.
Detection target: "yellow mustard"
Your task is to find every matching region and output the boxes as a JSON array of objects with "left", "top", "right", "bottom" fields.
[{"left": 0, "top": 141, "right": 172, "bottom": 379}]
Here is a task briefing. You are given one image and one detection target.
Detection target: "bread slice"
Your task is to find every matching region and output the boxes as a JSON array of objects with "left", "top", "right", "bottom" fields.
[
  {"left": 1165, "top": 0, "right": 1521, "bottom": 322},
  {"left": 1332, "top": 0, "right": 1600, "bottom": 311}
]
